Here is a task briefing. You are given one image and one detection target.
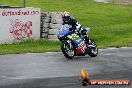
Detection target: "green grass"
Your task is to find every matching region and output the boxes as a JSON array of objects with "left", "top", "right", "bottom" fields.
[
  {"left": 0, "top": 39, "right": 60, "bottom": 54},
  {"left": 0, "top": 0, "right": 132, "bottom": 54}
]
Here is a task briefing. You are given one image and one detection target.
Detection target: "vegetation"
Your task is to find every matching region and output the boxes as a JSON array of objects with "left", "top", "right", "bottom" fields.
[
  {"left": 0, "top": 0, "right": 132, "bottom": 54},
  {"left": 0, "top": 39, "right": 60, "bottom": 54}
]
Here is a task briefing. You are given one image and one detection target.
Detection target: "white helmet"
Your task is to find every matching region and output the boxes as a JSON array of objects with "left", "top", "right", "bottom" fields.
[
  {"left": 62, "top": 11, "right": 70, "bottom": 17},
  {"left": 62, "top": 11, "right": 70, "bottom": 22}
]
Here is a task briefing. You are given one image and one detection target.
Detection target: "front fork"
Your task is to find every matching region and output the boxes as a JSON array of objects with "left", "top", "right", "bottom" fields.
[
  {"left": 68, "top": 41, "right": 72, "bottom": 49},
  {"left": 64, "top": 40, "right": 72, "bottom": 49}
]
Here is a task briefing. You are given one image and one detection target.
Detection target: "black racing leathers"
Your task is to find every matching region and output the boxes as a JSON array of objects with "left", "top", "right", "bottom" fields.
[
  {"left": 63, "top": 17, "right": 82, "bottom": 32},
  {"left": 63, "top": 17, "right": 89, "bottom": 44}
]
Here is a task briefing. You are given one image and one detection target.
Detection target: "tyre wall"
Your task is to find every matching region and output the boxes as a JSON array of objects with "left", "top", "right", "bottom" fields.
[{"left": 40, "top": 12, "right": 63, "bottom": 40}]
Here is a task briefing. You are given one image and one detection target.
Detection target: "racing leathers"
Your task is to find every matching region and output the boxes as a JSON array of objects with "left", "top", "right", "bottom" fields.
[{"left": 62, "top": 17, "right": 90, "bottom": 44}]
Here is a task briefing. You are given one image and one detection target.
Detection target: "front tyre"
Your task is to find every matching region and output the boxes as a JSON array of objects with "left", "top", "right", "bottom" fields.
[
  {"left": 61, "top": 42, "right": 75, "bottom": 59},
  {"left": 87, "top": 39, "right": 98, "bottom": 57}
]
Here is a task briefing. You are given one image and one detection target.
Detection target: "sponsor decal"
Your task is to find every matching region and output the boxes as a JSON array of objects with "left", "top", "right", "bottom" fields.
[{"left": 80, "top": 67, "right": 131, "bottom": 86}]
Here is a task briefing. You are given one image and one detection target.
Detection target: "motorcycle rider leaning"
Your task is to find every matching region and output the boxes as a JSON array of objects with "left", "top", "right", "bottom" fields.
[{"left": 62, "top": 11, "right": 90, "bottom": 45}]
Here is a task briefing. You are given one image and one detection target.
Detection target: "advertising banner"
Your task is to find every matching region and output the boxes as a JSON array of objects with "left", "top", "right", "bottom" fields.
[{"left": 0, "top": 8, "right": 40, "bottom": 44}]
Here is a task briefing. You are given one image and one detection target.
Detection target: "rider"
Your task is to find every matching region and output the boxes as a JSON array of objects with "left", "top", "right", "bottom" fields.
[{"left": 62, "top": 11, "right": 90, "bottom": 45}]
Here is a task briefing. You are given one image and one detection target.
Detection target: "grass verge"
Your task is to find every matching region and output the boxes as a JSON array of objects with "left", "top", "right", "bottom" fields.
[
  {"left": 0, "top": 39, "right": 60, "bottom": 54},
  {"left": 0, "top": 0, "right": 132, "bottom": 54}
]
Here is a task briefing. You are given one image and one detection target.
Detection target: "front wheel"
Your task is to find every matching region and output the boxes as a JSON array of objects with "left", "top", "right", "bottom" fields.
[
  {"left": 61, "top": 42, "right": 75, "bottom": 59},
  {"left": 87, "top": 39, "right": 98, "bottom": 57}
]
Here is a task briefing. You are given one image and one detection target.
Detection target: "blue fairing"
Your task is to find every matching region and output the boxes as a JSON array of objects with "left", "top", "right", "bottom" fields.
[
  {"left": 58, "top": 25, "right": 74, "bottom": 39},
  {"left": 58, "top": 25, "right": 85, "bottom": 48},
  {"left": 72, "top": 35, "right": 84, "bottom": 47}
]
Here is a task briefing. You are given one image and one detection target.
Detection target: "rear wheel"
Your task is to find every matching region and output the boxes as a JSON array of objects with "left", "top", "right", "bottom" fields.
[
  {"left": 87, "top": 39, "right": 98, "bottom": 57},
  {"left": 61, "top": 42, "right": 75, "bottom": 59}
]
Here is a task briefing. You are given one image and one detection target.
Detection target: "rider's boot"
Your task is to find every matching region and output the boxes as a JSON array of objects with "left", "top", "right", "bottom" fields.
[
  {"left": 84, "top": 35, "right": 90, "bottom": 45},
  {"left": 84, "top": 35, "right": 96, "bottom": 49},
  {"left": 80, "top": 29, "right": 94, "bottom": 46}
]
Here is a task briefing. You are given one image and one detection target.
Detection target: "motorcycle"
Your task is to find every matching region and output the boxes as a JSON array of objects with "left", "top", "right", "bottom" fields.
[{"left": 57, "top": 25, "right": 98, "bottom": 59}]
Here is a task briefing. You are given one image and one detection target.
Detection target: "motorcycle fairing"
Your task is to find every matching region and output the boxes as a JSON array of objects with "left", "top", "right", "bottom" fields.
[{"left": 67, "top": 33, "right": 87, "bottom": 55}]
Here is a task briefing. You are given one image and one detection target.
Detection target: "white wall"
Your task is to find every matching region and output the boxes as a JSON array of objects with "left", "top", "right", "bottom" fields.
[{"left": 0, "top": 8, "right": 40, "bottom": 44}]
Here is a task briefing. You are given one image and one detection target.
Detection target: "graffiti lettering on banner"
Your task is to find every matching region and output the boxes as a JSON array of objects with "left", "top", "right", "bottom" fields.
[{"left": 9, "top": 19, "right": 32, "bottom": 40}]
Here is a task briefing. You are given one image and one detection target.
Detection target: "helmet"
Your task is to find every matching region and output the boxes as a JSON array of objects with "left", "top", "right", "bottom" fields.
[{"left": 62, "top": 11, "right": 70, "bottom": 22}]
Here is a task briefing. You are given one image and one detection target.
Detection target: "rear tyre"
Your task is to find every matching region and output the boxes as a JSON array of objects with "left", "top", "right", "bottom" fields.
[
  {"left": 61, "top": 42, "right": 75, "bottom": 59},
  {"left": 87, "top": 39, "right": 98, "bottom": 57}
]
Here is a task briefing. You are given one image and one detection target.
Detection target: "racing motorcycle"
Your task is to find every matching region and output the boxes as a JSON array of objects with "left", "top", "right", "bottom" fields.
[{"left": 57, "top": 25, "right": 98, "bottom": 59}]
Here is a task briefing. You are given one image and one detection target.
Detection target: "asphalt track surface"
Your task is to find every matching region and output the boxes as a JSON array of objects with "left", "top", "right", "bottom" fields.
[{"left": 0, "top": 47, "right": 132, "bottom": 88}]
